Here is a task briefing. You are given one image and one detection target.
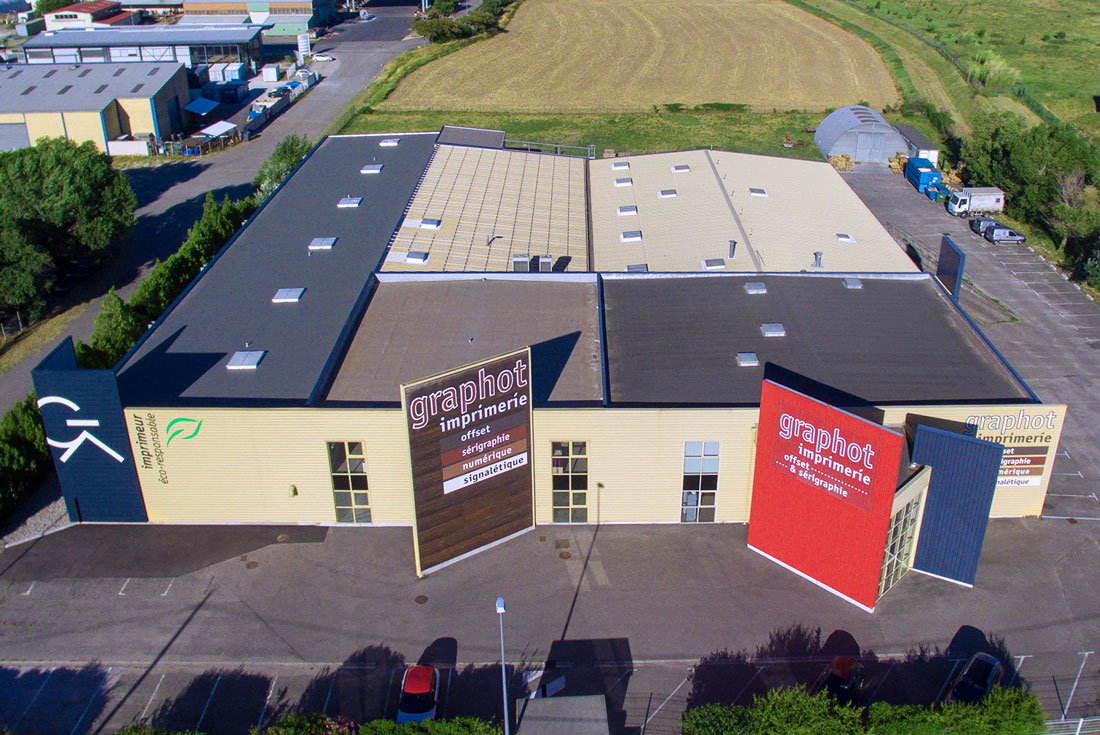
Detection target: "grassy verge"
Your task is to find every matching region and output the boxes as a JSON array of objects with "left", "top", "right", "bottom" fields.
[
  {"left": 340, "top": 109, "right": 825, "bottom": 159},
  {"left": 0, "top": 303, "right": 89, "bottom": 379}
]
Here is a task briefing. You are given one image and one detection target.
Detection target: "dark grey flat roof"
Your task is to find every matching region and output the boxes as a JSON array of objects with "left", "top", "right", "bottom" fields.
[
  {"left": 895, "top": 123, "right": 938, "bottom": 152},
  {"left": 602, "top": 273, "right": 1033, "bottom": 406},
  {"left": 436, "top": 125, "right": 505, "bottom": 149},
  {"left": 325, "top": 275, "right": 604, "bottom": 406},
  {"left": 24, "top": 24, "right": 266, "bottom": 47},
  {"left": 116, "top": 133, "right": 439, "bottom": 406},
  {"left": 0, "top": 62, "right": 181, "bottom": 113},
  {"left": 517, "top": 696, "right": 609, "bottom": 735}
]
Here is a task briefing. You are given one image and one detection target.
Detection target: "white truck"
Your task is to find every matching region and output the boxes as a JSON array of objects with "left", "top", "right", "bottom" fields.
[{"left": 946, "top": 187, "right": 1005, "bottom": 216}]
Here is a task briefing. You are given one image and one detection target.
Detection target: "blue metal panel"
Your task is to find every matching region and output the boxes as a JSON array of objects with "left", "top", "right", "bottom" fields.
[
  {"left": 911, "top": 425, "right": 1003, "bottom": 585},
  {"left": 32, "top": 338, "right": 147, "bottom": 522}
]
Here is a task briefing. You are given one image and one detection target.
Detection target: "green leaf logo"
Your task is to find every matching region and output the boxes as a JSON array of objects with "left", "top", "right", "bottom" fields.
[{"left": 166, "top": 417, "right": 203, "bottom": 446}]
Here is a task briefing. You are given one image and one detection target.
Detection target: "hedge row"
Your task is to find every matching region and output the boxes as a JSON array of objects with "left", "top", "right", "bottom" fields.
[
  {"left": 0, "top": 192, "right": 256, "bottom": 529},
  {"left": 681, "top": 686, "right": 1045, "bottom": 735},
  {"left": 116, "top": 714, "right": 499, "bottom": 735}
]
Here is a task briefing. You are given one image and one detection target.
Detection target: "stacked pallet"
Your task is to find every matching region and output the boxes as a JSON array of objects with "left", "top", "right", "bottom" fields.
[
  {"left": 888, "top": 154, "right": 908, "bottom": 176},
  {"left": 941, "top": 167, "right": 962, "bottom": 186},
  {"left": 829, "top": 154, "right": 853, "bottom": 171}
]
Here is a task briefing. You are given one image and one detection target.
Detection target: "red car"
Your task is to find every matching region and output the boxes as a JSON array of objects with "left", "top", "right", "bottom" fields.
[{"left": 396, "top": 665, "right": 439, "bottom": 724}]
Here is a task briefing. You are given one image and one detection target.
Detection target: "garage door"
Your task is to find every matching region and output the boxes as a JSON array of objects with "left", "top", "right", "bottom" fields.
[{"left": 0, "top": 122, "right": 30, "bottom": 152}]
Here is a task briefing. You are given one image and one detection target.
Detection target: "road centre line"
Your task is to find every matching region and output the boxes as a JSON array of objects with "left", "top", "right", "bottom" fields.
[
  {"left": 1063, "top": 652, "right": 1093, "bottom": 715},
  {"left": 139, "top": 674, "right": 165, "bottom": 721}
]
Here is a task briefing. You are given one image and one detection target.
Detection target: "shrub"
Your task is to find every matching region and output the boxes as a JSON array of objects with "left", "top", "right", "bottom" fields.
[
  {"left": 115, "top": 725, "right": 203, "bottom": 735},
  {"left": 412, "top": 17, "right": 472, "bottom": 42},
  {"left": 463, "top": 9, "right": 498, "bottom": 33},
  {"left": 253, "top": 134, "right": 312, "bottom": 201},
  {"left": 256, "top": 713, "right": 358, "bottom": 735},
  {"left": 0, "top": 392, "right": 49, "bottom": 523},
  {"left": 681, "top": 703, "right": 753, "bottom": 735}
]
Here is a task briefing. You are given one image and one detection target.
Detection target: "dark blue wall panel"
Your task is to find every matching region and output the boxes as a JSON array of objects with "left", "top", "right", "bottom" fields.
[
  {"left": 32, "top": 338, "right": 147, "bottom": 522},
  {"left": 911, "top": 424, "right": 1002, "bottom": 585}
]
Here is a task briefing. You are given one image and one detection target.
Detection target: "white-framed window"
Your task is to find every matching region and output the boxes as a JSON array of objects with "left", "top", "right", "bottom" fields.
[{"left": 682, "top": 441, "right": 719, "bottom": 522}]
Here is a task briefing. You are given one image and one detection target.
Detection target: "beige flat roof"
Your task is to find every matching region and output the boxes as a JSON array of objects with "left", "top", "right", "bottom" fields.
[
  {"left": 589, "top": 150, "right": 917, "bottom": 274},
  {"left": 325, "top": 275, "right": 604, "bottom": 405},
  {"left": 381, "top": 145, "right": 588, "bottom": 272}
]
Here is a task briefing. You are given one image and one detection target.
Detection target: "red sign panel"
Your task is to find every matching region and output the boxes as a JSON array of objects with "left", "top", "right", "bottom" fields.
[{"left": 748, "top": 380, "right": 904, "bottom": 611}]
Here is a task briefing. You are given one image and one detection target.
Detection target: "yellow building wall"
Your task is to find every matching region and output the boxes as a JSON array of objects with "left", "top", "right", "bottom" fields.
[
  {"left": 123, "top": 402, "right": 1065, "bottom": 525},
  {"left": 150, "top": 67, "right": 189, "bottom": 139},
  {"left": 24, "top": 113, "right": 67, "bottom": 141},
  {"left": 116, "top": 97, "right": 156, "bottom": 138},
  {"left": 103, "top": 101, "right": 122, "bottom": 141},
  {"left": 61, "top": 111, "right": 107, "bottom": 151},
  {"left": 124, "top": 407, "right": 415, "bottom": 524},
  {"left": 531, "top": 408, "right": 758, "bottom": 524},
  {"left": 0, "top": 113, "right": 25, "bottom": 124}
]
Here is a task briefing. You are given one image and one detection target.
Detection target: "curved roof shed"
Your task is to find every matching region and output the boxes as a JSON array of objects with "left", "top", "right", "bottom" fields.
[{"left": 815, "top": 105, "right": 908, "bottom": 163}]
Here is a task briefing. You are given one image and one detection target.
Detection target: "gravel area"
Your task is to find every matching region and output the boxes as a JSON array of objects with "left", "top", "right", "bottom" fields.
[{"left": 1, "top": 473, "right": 70, "bottom": 549}]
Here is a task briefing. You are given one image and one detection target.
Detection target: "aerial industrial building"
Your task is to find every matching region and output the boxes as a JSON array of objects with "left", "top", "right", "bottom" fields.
[{"left": 35, "top": 128, "right": 1065, "bottom": 611}]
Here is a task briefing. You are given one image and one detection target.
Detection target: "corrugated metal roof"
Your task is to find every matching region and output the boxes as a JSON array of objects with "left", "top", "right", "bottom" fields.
[
  {"left": 381, "top": 144, "right": 588, "bottom": 272},
  {"left": 25, "top": 23, "right": 266, "bottom": 47},
  {"left": 894, "top": 123, "right": 938, "bottom": 153},
  {"left": 813, "top": 105, "right": 893, "bottom": 153},
  {"left": 589, "top": 149, "right": 916, "bottom": 273},
  {"left": 0, "top": 62, "right": 182, "bottom": 113}
]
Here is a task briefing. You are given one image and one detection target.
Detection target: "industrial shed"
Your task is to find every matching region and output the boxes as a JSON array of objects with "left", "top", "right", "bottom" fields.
[{"left": 814, "top": 105, "right": 908, "bottom": 163}]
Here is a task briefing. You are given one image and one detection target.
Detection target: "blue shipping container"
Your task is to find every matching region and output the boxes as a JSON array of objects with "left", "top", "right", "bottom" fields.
[{"left": 905, "top": 157, "right": 941, "bottom": 193}]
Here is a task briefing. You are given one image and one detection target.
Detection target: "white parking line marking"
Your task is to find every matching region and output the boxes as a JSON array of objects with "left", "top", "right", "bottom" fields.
[
  {"left": 194, "top": 672, "right": 221, "bottom": 731},
  {"left": 257, "top": 675, "right": 278, "bottom": 728},
  {"left": 440, "top": 669, "right": 453, "bottom": 717},
  {"left": 867, "top": 662, "right": 896, "bottom": 702},
  {"left": 140, "top": 674, "right": 165, "bottom": 721},
  {"left": 69, "top": 666, "right": 110, "bottom": 735},
  {"left": 1064, "top": 652, "right": 1092, "bottom": 715},
  {"left": 21, "top": 581, "right": 34, "bottom": 596},
  {"left": 934, "top": 660, "right": 963, "bottom": 703},
  {"left": 644, "top": 673, "right": 689, "bottom": 726},
  {"left": 382, "top": 668, "right": 396, "bottom": 720},
  {"left": 732, "top": 665, "right": 766, "bottom": 705},
  {"left": 119, "top": 578, "right": 131, "bottom": 596},
  {"left": 322, "top": 669, "right": 338, "bottom": 714},
  {"left": 16, "top": 667, "right": 54, "bottom": 728},
  {"left": 1043, "top": 515, "right": 1100, "bottom": 521},
  {"left": 1008, "top": 655, "right": 1031, "bottom": 686},
  {"left": 161, "top": 580, "right": 174, "bottom": 597},
  {"left": 603, "top": 667, "right": 634, "bottom": 695}
]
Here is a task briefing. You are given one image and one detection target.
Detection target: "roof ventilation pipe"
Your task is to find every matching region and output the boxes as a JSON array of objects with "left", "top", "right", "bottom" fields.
[{"left": 813, "top": 251, "right": 823, "bottom": 268}]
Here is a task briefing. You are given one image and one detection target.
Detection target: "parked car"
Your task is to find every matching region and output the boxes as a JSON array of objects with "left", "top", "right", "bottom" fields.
[
  {"left": 945, "top": 652, "right": 1003, "bottom": 704},
  {"left": 811, "top": 656, "right": 865, "bottom": 705},
  {"left": 312, "top": 52, "right": 335, "bottom": 62},
  {"left": 969, "top": 217, "right": 997, "bottom": 237},
  {"left": 983, "top": 224, "right": 1026, "bottom": 244},
  {"left": 396, "top": 665, "right": 439, "bottom": 724}
]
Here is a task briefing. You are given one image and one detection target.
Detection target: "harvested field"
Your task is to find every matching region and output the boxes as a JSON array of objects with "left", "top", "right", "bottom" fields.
[{"left": 382, "top": 0, "right": 899, "bottom": 112}]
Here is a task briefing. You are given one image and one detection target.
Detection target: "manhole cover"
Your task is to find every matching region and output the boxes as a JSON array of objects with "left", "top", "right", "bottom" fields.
[
  {"left": 246, "top": 560, "right": 259, "bottom": 569},
  {"left": 1067, "top": 517, "right": 1078, "bottom": 524},
  {"left": 415, "top": 595, "right": 429, "bottom": 604},
  {"left": 555, "top": 539, "right": 570, "bottom": 549},
  {"left": 539, "top": 535, "right": 546, "bottom": 542},
  {"left": 277, "top": 533, "right": 290, "bottom": 542},
  {"left": 559, "top": 551, "right": 572, "bottom": 559}
]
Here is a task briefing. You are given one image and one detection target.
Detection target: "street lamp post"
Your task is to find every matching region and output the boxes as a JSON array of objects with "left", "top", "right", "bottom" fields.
[{"left": 495, "top": 596, "right": 510, "bottom": 735}]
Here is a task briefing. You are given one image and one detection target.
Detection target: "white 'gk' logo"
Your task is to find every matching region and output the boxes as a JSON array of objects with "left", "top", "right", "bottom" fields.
[{"left": 37, "top": 396, "right": 125, "bottom": 464}]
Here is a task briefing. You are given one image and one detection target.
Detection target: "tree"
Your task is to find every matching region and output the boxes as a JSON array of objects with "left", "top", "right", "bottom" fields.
[
  {"left": 412, "top": 17, "right": 472, "bottom": 42},
  {"left": 90, "top": 288, "right": 146, "bottom": 366},
  {"left": 0, "top": 226, "right": 52, "bottom": 318},
  {"left": 33, "top": 0, "right": 75, "bottom": 15},
  {"left": 463, "top": 9, "right": 498, "bottom": 33},
  {"left": 253, "top": 134, "right": 312, "bottom": 200},
  {"left": 0, "top": 137, "right": 136, "bottom": 264}
]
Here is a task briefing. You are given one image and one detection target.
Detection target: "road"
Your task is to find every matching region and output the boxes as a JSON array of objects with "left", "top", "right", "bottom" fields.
[{"left": 0, "top": 5, "right": 422, "bottom": 414}]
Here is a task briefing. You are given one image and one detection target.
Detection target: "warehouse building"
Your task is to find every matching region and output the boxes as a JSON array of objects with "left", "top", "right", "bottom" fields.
[
  {"left": 815, "top": 105, "right": 909, "bottom": 164},
  {"left": 43, "top": 0, "right": 138, "bottom": 30},
  {"left": 34, "top": 129, "right": 1066, "bottom": 611},
  {"left": 22, "top": 24, "right": 266, "bottom": 73},
  {"left": 0, "top": 61, "right": 188, "bottom": 152},
  {"left": 179, "top": 0, "right": 334, "bottom": 36}
]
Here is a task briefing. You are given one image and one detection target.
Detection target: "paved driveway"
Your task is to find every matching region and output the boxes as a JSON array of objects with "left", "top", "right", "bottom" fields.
[
  {"left": 0, "top": 13, "right": 422, "bottom": 415},
  {"left": 842, "top": 167, "right": 1100, "bottom": 524}
]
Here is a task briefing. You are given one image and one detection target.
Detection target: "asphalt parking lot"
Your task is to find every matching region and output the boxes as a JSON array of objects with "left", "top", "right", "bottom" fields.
[{"left": 1, "top": 519, "right": 1097, "bottom": 734}]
